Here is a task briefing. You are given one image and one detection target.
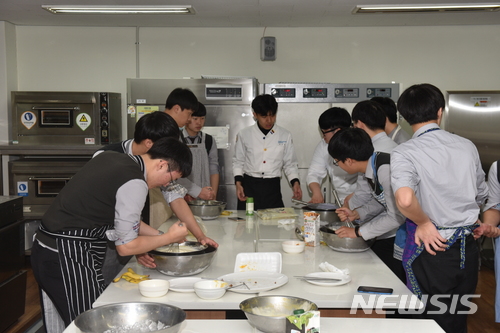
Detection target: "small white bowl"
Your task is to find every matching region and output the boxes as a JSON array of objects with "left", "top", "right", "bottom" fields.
[
  {"left": 139, "top": 279, "right": 170, "bottom": 298},
  {"left": 194, "top": 280, "right": 227, "bottom": 300},
  {"left": 282, "top": 240, "right": 305, "bottom": 254}
]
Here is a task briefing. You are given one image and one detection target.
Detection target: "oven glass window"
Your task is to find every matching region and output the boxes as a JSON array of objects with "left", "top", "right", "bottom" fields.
[
  {"left": 36, "top": 180, "right": 68, "bottom": 197},
  {"left": 40, "top": 110, "right": 73, "bottom": 127}
]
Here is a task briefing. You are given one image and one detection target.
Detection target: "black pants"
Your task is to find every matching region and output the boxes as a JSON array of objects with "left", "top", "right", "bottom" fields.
[
  {"left": 31, "top": 240, "right": 72, "bottom": 326},
  {"left": 412, "top": 235, "right": 479, "bottom": 333},
  {"left": 237, "top": 175, "right": 283, "bottom": 210},
  {"left": 371, "top": 237, "right": 406, "bottom": 284}
]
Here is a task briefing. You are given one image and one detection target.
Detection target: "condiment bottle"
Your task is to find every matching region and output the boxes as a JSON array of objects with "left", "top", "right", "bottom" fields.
[{"left": 246, "top": 197, "right": 254, "bottom": 215}]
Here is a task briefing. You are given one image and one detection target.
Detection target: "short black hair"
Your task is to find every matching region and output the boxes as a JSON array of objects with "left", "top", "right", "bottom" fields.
[
  {"left": 251, "top": 94, "right": 278, "bottom": 117},
  {"left": 147, "top": 137, "right": 192, "bottom": 178},
  {"left": 165, "top": 88, "right": 199, "bottom": 112},
  {"left": 192, "top": 102, "right": 207, "bottom": 117},
  {"left": 351, "top": 100, "right": 387, "bottom": 131},
  {"left": 371, "top": 97, "right": 398, "bottom": 124},
  {"left": 397, "top": 83, "right": 445, "bottom": 125},
  {"left": 318, "top": 107, "right": 352, "bottom": 130},
  {"left": 133, "top": 112, "right": 180, "bottom": 144},
  {"left": 328, "top": 128, "right": 374, "bottom": 163}
]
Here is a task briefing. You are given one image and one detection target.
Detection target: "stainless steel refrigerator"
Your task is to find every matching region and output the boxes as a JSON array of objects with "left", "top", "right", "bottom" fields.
[
  {"left": 443, "top": 90, "right": 500, "bottom": 175},
  {"left": 126, "top": 77, "right": 258, "bottom": 209}
]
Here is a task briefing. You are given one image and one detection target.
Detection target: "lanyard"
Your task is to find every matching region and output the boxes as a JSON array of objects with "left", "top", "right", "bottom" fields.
[{"left": 417, "top": 127, "right": 440, "bottom": 137}]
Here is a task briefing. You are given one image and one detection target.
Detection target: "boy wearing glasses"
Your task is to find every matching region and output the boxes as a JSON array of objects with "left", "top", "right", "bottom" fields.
[{"left": 306, "top": 107, "right": 357, "bottom": 204}]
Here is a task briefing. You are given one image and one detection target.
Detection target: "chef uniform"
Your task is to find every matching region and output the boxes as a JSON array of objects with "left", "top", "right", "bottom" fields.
[
  {"left": 483, "top": 160, "right": 500, "bottom": 322},
  {"left": 31, "top": 151, "right": 148, "bottom": 326},
  {"left": 177, "top": 128, "right": 218, "bottom": 198},
  {"left": 306, "top": 139, "right": 358, "bottom": 202},
  {"left": 233, "top": 122, "right": 300, "bottom": 210},
  {"left": 391, "top": 124, "right": 488, "bottom": 332}
]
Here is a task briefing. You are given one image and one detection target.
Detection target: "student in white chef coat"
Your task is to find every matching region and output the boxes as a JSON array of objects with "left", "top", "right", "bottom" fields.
[
  {"left": 233, "top": 94, "right": 302, "bottom": 210},
  {"left": 164, "top": 89, "right": 216, "bottom": 201},
  {"left": 371, "top": 96, "right": 411, "bottom": 145},
  {"left": 181, "top": 102, "right": 220, "bottom": 201},
  {"left": 306, "top": 107, "right": 357, "bottom": 204},
  {"left": 474, "top": 159, "right": 500, "bottom": 323}
]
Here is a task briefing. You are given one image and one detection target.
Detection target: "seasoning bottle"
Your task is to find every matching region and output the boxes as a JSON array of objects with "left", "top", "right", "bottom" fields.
[{"left": 246, "top": 197, "right": 254, "bottom": 215}]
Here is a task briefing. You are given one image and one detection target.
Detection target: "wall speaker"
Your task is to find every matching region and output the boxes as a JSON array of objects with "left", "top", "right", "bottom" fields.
[{"left": 260, "top": 36, "right": 276, "bottom": 61}]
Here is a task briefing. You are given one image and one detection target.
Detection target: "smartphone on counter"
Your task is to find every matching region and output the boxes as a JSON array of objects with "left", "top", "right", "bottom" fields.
[
  {"left": 228, "top": 217, "right": 245, "bottom": 221},
  {"left": 357, "top": 286, "right": 393, "bottom": 294}
]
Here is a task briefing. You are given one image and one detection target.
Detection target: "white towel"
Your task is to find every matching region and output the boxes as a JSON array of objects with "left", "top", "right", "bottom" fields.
[{"left": 319, "top": 261, "right": 350, "bottom": 276}]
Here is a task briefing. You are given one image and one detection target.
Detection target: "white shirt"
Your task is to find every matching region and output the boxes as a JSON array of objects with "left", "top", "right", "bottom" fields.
[
  {"left": 306, "top": 139, "right": 358, "bottom": 202},
  {"left": 484, "top": 161, "right": 500, "bottom": 212},
  {"left": 233, "top": 123, "right": 299, "bottom": 182}
]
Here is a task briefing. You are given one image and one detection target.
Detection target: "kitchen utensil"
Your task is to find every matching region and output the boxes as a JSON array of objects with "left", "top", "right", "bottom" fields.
[
  {"left": 291, "top": 198, "right": 340, "bottom": 223},
  {"left": 149, "top": 241, "right": 217, "bottom": 276},
  {"left": 74, "top": 302, "right": 186, "bottom": 333},
  {"left": 320, "top": 224, "right": 373, "bottom": 252},
  {"left": 294, "top": 276, "right": 342, "bottom": 282},
  {"left": 187, "top": 200, "right": 226, "bottom": 220},
  {"left": 217, "top": 271, "right": 289, "bottom": 294},
  {"left": 298, "top": 272, "right": 352, "bottom": 287},
  {"left": 239, "top": 295, "right": 318, "bottom": 333}
]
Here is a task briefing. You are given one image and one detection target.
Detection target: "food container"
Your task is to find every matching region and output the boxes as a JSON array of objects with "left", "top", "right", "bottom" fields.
[
  {"left": 139, "top": 279, "right": 170, "bottom": 298},
  {"left": 282, "top": 240, "right": 305, "bottom": 254},
  {"left": 194, "top": 280, "right": 228, "bottom": 299},
  {"left": 239, "top": 295, "right": 318, "bottom": 333},
  {"left": 320, "top": 224, "right": 373, "bottom": 252},
  {"left": 303, "top": 211, "right": 320, "bottom": 247},
  {"left": 187, "top": 200, "right": 226, "bottom": 220},
  {"left": 149, "top": 241, "right": 217, "bottom": 276},
  {"left": 74, "top": 302, "right": 186, "bottom": 333},
  {"left": 234, "top": 252, "right": 282, "bottom": 273}
]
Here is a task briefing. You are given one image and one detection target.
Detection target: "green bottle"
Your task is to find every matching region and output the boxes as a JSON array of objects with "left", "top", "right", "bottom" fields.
[{"left": 246, "top": 197, "right": 254, "bottom": 215}]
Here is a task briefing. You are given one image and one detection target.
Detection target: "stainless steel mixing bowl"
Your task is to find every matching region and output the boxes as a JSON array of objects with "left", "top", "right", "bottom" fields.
[
  {"left": 187, "top": 200, "right": 226, "bottom": 220},
  {"left": 149, "top": 241, "right": 217, "bottom": 276},
  {"left": 320, "top": 224, "right": 373, "bottom": 252},
  {"left": 239, "top": 295, "right": 318, "bottom": 333},
  {"left": 74, "top": 302, "right": 186, "bottom": 333}
]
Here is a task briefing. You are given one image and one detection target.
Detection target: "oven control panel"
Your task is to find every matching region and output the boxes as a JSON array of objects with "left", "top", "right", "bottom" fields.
[{"left": 100, "top": 93, "right": 110, "bottom": 144}]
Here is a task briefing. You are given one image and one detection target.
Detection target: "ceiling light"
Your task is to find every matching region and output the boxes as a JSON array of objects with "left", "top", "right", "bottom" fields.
[
  {"left": 353, "top": 3, "right": 500, "bottom": 14},
  {"left": 42, "top": 5, "right": 195, "bottom": 15}
]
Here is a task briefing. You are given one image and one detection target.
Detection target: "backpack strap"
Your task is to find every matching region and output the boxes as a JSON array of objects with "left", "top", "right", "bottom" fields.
[
  {"left": 497, "top": 159, "right": 500, "bottom": 183},
  {"left": 204, "top": 133, "right": 213, "bottom": 155},
  {"left": 372, "top": 152, "right": 391, "bottom": 196}
]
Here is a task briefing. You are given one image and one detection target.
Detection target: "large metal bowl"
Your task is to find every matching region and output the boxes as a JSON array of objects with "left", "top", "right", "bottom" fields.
[
  {"left": 239, "top": 296, "right": 318, "bottom": 333},
  {"left": 149, "top": 241, "right": 217, "bottom": 276},
  {"left": 74, "top": 302, "right": 186, "bottom": 333},
  {"left": 187, "top": 200, "right": 226, "bottom": 220},
  {"left": 320, "top": 224, "right": 373, "bottom": 252}
]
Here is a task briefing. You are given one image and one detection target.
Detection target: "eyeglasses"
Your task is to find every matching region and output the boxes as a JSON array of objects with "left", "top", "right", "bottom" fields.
[
  {"left": 168, "top": 169, "right": 177, "bottom": 186},
  {"left": 321, "top": 127, "right": 340, "bottom": 136},
  {"left": 332, "top": 159, "right": 339, "bottom": 166}
]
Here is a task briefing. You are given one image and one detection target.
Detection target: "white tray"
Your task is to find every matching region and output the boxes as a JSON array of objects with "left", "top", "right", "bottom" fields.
[{"left": 234, "top": 252, "right": 282, "bottom": 273}]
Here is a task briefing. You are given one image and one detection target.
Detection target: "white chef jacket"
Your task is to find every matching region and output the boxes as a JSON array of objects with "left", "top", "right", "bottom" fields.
[
  {"left": 349, "top": 132, "right": 398, "bottom": 210},
  {"left": 233, "top": 123, "right": 299, "bottom": 182},
  {"left": 306, "top": 139, "right": 357, "bottom": 202}
]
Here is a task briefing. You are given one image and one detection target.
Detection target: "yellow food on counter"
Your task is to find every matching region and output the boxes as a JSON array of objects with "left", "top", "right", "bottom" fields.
[
  {"left": 113, "top": 268, "right": 149, "bottom": 284},
  {"left": 220, "top": 210, "right": 231, "bottom": 216}
]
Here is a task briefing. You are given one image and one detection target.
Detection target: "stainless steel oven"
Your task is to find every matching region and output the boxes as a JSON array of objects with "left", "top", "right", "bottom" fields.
[
  {"left": 11, "top": 91, "right": 122, "bottom": 145},
  {"left": 9, "top": 158, "right": 90, "bottom": 251}
]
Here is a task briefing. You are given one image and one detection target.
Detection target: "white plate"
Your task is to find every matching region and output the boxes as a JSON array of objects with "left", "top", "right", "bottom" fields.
[
  {"left": 217, "top": 271, "right": 288, "bottom": 294},
  {"left": 302, "top": 272, "right": 351, "bottom": 287},
  {"left": 168, "top": 277, "right": 203, "bottom": 293},
  {"left": 234, "top": 252, "right": 282, "bottom": 273}
]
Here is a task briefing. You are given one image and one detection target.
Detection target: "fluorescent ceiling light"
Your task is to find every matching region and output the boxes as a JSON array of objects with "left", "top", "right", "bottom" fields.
[
  {"left": 353, "top": 3, "right": 500, "bottom": 14},
  {"left": 42, "top": 5, "right": 195, "bottom": 15}
]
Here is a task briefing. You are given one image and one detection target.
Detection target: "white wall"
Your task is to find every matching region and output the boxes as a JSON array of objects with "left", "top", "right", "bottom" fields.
[
  {"left": 4, "top": 24, "right": 500, "bottom": 140},
  {"left": 0, "top": 21, "right": 17, "bottom": 144}
]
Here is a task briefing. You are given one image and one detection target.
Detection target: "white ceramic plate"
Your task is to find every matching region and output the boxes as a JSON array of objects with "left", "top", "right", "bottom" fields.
[
  {"left": 302, "top": 272, "right": 351, "bottom": 287},
  {"left": 234, "top": 252, "right": 282, "bottom": 273},
  {"left": 217, "top": 271, "right": 288, "bottom": 294},
  {"left": 168, "top": 277, "right": 203, "bottom": 293}
]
